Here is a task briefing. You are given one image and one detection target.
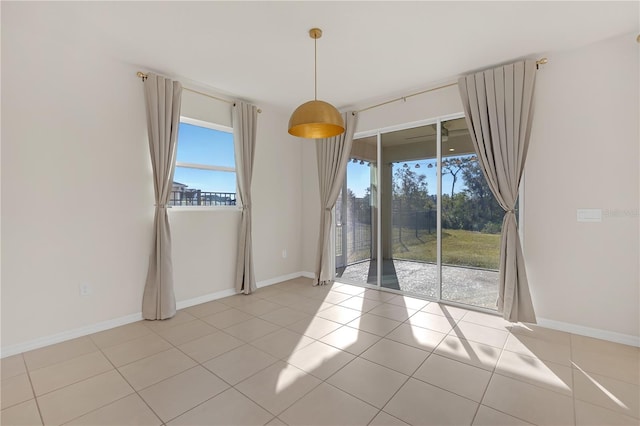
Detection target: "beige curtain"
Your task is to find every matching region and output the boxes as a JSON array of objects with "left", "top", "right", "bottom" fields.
[
  {"left": 233, "top": 101, "right": 258, "bottom": 294},
  {"left": 458, "top": 60, "right": 537, "bottom": 323},
  {"left": 315, "top": 112, "right": 358, "bottom": 285},
  {"left": 142, "top": 74, "right": 182, "bottom": 320}
]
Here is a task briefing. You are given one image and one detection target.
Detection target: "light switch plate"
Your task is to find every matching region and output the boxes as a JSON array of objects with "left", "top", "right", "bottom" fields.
[{"left": 577, "top": 209, "right": 602, "bottom": 222}]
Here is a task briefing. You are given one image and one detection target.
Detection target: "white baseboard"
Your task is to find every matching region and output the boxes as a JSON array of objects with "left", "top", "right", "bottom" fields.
[
  {"left": 0, "top": 312, "right": 144, "bottom": 358},
  {"left": 256, "top": 271, "right": 311, "bottom": 288},
  {"left": 175, "top": 288, "right": 237, "bottom": 310},
  {"left": 537, "top": 317, "right": 640, "bottom": 347},
  {"left": 1, "top": 272, "right": 312, "bottom": 359}
]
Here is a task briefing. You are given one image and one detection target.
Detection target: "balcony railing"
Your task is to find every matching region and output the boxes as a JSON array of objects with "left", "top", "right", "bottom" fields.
[{"left": 170, "top": 190, "right": 236, "bottom": 206}]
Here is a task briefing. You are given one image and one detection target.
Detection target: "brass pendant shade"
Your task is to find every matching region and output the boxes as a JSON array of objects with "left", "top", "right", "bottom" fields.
[
  {"left": 288, "top": 28, "right": 345, "bottom": 139},
  {"left": 288, "top": 100, "right": 344, "bottom": 138}
]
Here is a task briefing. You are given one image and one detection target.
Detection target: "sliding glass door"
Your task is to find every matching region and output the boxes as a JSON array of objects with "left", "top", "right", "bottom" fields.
[{"left": 335, "top": 114, "right": 502, "bottom": 310}]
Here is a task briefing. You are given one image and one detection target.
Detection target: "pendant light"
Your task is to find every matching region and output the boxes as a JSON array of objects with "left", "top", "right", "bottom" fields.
[{"left": 288, "top": 28, "right": 345, "bottom": 139}]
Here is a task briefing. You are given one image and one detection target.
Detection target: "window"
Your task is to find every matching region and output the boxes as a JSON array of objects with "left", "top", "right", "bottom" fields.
[{"left": 171, "top": 117, "right": 236, "bottom": 207}]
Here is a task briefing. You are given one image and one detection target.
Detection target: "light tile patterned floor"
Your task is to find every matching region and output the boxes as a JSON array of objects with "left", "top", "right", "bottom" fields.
[{"left": 2, "top": 277, "right": 639, "bottom": 425}]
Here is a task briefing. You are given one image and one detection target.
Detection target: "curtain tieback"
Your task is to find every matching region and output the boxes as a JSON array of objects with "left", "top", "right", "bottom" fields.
[
  {"left": 242, "top": 204, "right": 251, "bottom": 211},
  {"left": 506, "top": 209, "right": 515, "bottom": 214},
  {"left": 325, "top": 207, "right": 332, "bottom": 212}
]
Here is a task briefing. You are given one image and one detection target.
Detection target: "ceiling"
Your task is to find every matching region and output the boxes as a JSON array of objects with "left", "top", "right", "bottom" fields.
[{"left": 6, "top": 1, "right": 638, "bottom": 110}]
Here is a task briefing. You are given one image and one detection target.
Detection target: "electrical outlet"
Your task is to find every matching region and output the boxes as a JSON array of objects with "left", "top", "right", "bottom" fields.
[
  {"left": 79, "top": 283, "right": 92, "bottom": 296},
  {"left": 282, "top": 249, "right": 287, "bottom": 258}
]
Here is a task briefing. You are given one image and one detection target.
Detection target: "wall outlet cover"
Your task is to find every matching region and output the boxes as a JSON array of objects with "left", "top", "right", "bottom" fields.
[{"left": 577, "top": 209, "right": 602, "bottom": 222}]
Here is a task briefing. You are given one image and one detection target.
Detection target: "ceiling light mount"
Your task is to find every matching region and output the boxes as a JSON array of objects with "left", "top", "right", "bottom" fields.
[
  {"left": 309, "top": 27, "right": 322, "bottom": 40},
  {"left": 288, "top": 27, "right": 345, "bottom": 139}
]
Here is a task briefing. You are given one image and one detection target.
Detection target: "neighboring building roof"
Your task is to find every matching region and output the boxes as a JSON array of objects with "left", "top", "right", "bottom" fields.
[{"left": 172, "top": 181, "right": 188, "bottom": 188}]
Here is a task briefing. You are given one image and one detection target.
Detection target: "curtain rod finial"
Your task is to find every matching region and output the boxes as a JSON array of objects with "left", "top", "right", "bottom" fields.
[{"left": 136, "top": 71, "right": 148, "bottom": 81}]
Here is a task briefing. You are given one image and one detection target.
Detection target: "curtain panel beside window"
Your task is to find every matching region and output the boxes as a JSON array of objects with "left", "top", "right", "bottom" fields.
[
  {"left": 458, "top": 59, "right": 537, "bottom": 323},
  {"left": 233, "top": 101, "right": 259, "bottom": 294},
  {"left": 142, "top": 74, "right": 182, "bottom": 320},
  {"left": 315, "top": 112, "right": 359, "bottom": 285}
]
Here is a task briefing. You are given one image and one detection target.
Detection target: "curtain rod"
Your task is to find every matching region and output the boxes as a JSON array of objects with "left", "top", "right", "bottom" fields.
[
  {"left": 354, "top": 57, "right": 548, "bottom": 115},
  {"left": 136, "top": 72, "right": 261, "bottom": 113}
]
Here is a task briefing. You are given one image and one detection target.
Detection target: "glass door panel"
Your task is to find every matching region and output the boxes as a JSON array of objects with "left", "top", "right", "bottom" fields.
[
  {"left": 379, "top": 125, "right": 438, "bottom": 297},
  {"left": 440, "top": 118, "right": 500, "bottom": 309},
  {"left": 335, "top": 136, "right": 378, "bottom": 286}
]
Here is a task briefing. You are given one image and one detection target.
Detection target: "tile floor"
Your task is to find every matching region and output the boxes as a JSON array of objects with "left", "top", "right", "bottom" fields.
[{"left": 2, "top": 277, "right": 639, "bottom": 425}]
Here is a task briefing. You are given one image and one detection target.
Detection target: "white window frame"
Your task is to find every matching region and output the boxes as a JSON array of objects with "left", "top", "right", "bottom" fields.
[{"left": 172, "top": 116, "right": 237, "bottom": 211}]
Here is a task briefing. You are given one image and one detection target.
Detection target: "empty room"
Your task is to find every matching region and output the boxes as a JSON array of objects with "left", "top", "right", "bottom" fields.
[{"left": 1, "top": 2, "right": 639, "bottom": 425}]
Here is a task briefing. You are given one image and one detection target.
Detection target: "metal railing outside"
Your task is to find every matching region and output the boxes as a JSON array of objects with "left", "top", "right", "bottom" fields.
[{"left": 169, "top": 190, "right": 236, "bottom": 206}]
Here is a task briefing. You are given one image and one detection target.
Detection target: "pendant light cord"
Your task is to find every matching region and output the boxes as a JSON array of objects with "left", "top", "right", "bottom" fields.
[{"left": 314, "top": 36, "right": 317, "bottom": 100}]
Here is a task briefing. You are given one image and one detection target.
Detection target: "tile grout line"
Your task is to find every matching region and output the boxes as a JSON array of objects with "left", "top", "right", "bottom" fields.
[
  {"left": 469, "top": 319, "right": 510, "bottom": 426},
  {"left": 88, "top": 324, "right": 157, "bottom": 352},
  {"left": 21, "top": 339, "right": 100, "bottom": 374},
  {"left": 101, "top": 335, "right": 176, "bottom": 369},
  {"left": 18, "top": 353, "right": 46, "bottom": 426},
  {"left": 359, "top": 339, "right": 433, "bottom": 376},
  {"left": 26, "top": 344, "right": 151, "bottom": 399},
  {"left": 230, "top": 365, "right": 321, "bottom": 423},
  {"left": 60, "top": 393, "right": 144, "bottom": 426},
  {"left": 570, "top": 333, "right": 577, "bottom": 426},
  {"left": 78, "top": 336, "right": 168, "bottom": 425},
  {"left": 373, "top": 350, "right": 433, "bottom": 425},
  {"left": 471, "top": 325, "right": 565, "bottom": 426}
]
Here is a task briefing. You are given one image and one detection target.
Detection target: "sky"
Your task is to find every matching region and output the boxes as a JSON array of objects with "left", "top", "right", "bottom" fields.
[
  {"left": 173, "top": 122, "right": 236, "bottom": 193},
  {"left": 346, "top": 154, "right": 474, "bottom": 198}
]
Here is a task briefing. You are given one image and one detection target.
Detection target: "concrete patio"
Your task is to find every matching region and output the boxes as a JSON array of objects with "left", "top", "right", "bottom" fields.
[{"left": 336, "top": 259, "right": 499, "bottom": 310}]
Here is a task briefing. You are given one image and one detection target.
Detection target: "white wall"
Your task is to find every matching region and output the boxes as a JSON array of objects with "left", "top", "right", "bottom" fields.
[
  {"left": 525, "top": 33, "right": 639, "bottom": 340},
  {"left": 170, "top": 210, "right": 240, "bottom": 302},
  {"left": 301, "top": 143, "right": 320, "bottom": 274},
  {"left": 302, "top": 33, "right": 639, "bottom": 342},
  {"left": 180, "top": 90, "right": 232, "bottom": 128},
  {"left": 2, "top": 11, "right": 152, "bottom": 350},
  {"left": 1, "top": 6, "right": 303, "bottom": 354},
  {"left": 251, "top": 106, "right": 303, "bottom": 282}
]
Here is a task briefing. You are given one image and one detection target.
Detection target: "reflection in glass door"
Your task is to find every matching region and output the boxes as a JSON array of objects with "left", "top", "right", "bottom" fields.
[{"left": 336, "top": 116, "right": 502, "bottom": 311}]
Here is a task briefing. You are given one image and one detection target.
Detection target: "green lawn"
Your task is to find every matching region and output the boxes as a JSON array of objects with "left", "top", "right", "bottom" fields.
[{"left": 393, "top": 227, "right": 500, "bottom": 270}]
